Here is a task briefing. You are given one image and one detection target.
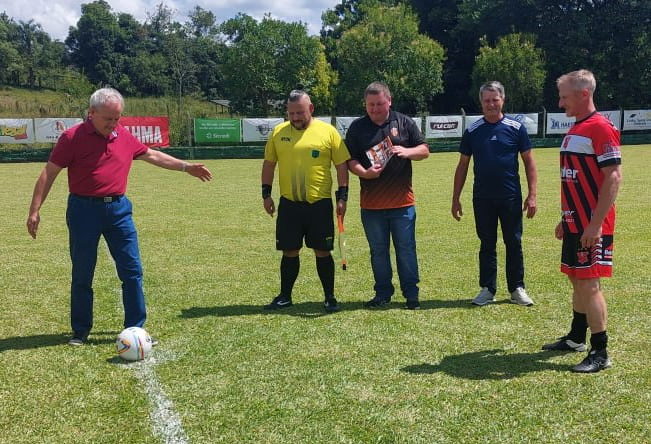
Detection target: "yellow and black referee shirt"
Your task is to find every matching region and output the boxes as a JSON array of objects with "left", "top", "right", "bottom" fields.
[{"left": 264, "top": 119, "right": 350, "bottom": 203}]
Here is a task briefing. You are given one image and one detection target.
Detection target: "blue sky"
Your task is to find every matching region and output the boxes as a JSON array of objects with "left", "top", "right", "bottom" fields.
[{"left": 3, "top": 0, "right": 342, "bottom": 41}]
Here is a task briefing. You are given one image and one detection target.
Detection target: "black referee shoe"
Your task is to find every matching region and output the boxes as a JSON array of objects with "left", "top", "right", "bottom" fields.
[
  {"left": 324, "top": 296, "right": 340, "bottom": 313},
  {"left": 572, "top": 349, "right": 612, "bottom": 373},
  {"left": 264, "top": 295, "right": 293, "bottom": 310}
]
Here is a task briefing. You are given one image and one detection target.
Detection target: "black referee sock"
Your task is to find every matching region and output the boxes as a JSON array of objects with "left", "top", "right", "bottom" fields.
[
  {"left": 590, "top": 330, "right": 608, "bottom": 351},
  {"left": 280, "top": 255, "right": 300, "bottom": 299},
  {"left": 316, "top": 255, "right": 335, "bottom": 299},
  {"left": 568, "top": 310, "right": 588, "bottom": 344}
]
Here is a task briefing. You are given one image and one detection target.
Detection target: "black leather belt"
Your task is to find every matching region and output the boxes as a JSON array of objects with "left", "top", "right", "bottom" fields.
[{"left": 71, "top": 193, "right": 124, "bottom": 203}]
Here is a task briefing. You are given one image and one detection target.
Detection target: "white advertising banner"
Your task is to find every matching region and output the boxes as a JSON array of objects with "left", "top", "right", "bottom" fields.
[
  {"left": 600, "top": 110, "right": 621, "bottom": 130},
  {"left": 465, "top": 115, "right": 483, "bottom": 129},
  {"left": 34, "top": 118, "right": 83, "bottom": 143},
  {"left": 411, "top": 117, "right": 423, "bottom": 133},
  {"left": 546, "top": 113, "right": 575, "bottom": 135},
  {"left": 508, "top": 113, "right": 539, "bottom": 135},
  {"left": 623, "top": 109, "right": 651, "bottom": 131},
  {"left": 242, "top": 118, "right": 284, "bottom": 142},
  {"left": 335, "top": 117, "right": 359, "bottom": 138},
  {"left": 0, "top": 119, "right": 35, "bottom": 144},
  {"left": 426, "top": 116, "right": 463, "bottom": 138},
  {"left": 315, "top": 116, "right": 333, "bottom": 125}
]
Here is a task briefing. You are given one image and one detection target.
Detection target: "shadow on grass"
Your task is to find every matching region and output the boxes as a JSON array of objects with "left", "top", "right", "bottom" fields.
[
  {"left": 180, "top": 298, "right": 476, "bottom": 319},
  {"left": 401, "top": 349, "right": 573, "bottom": 380},
  {"left": 0, "top": 330, "right": 118, "bottom": 352}
]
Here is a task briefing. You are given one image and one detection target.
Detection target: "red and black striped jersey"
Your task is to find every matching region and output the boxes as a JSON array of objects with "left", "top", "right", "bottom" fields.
[{"left": 560, "top": 112, "right": 621, "bottom": 234}]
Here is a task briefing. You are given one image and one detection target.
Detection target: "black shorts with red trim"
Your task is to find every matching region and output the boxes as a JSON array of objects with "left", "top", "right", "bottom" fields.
[
  {"left": 276, "top": 197, "right": 334, "bottom": 251},
  {"left": 561, "top": 233, "right": 613, "bottom": 278}
]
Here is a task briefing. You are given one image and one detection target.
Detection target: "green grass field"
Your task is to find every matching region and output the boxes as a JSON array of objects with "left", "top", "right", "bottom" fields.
[{"left": 1, "top": 147, "right": 650, "bottom": 443}]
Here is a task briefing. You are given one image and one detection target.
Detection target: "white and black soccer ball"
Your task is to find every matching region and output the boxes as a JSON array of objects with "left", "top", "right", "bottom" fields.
[{"left": 116, "top": 327, "right": 153, "bottom": 361}]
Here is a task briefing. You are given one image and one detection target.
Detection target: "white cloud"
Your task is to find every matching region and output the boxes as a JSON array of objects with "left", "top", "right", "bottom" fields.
[{"left": 2, "top": 0, "right": 339, "bottom": 41}]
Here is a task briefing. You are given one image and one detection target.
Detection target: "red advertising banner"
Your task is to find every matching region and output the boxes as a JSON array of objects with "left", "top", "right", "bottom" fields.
[{"left": 119, "top": 116, "right": 170, "bottom": 148}]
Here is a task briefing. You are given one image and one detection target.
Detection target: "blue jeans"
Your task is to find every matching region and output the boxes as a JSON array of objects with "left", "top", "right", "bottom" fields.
[
  {"left": 66, "top": 194, "right": 146, "bottom": 335},
  {"left": 361, "top": 206, "right": 419, "bottom": 300},
  {"left": 472, "top": 197, "right": 525, "bottom": 295}
]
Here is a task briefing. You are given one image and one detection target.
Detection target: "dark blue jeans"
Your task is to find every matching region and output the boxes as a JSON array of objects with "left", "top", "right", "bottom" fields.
[
  {"left": 361, "top": 206, "right": 419, "bottom": 300},
  {"left": 472, "top": 197, "right": 525, "bottom": 295},
  {"left": 66, "top": 194, "right": 146, "bottom": 335}
]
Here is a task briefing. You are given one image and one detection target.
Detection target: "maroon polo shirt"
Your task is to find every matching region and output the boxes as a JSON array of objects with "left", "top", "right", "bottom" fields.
[{"left": 49, "top": 120, "right": 148, "bottom": 196}]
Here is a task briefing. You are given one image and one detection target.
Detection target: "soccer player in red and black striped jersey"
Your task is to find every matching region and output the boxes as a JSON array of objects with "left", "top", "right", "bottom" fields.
[{"left": 542, "top": 70, "right": 622, "bottom": 373}]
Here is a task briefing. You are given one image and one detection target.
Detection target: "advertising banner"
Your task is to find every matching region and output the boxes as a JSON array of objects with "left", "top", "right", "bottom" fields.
[
  {"left": 601, "top": 110, "right": 621, "bottom": 130},
  {"left": 194, "top": 119, "right": 241, "bottom": 144},
  {"left": 34, "top": 118, "right": 83, "bottom": 143},
  {"left": 242, "top": 118, "right": 284, "bottom": 142},
  {"left": 335, "top": 117, "right": 359, "bottom": 138},
  {"left": 509, "top": 113, "right": 539, "bottom": 135},
  {"left": 0, "top": 119, "right": 35, "bottom": 144},
  {"left": 315, "top": 116, "right": 333, "bottom": 125},
  {"left": 411, "top": 117, "right": 423, "bottom": 133},
  {"left": 623, "top": 109, "right": 651, "bottom": 131},
  {"left": 426, "top": 116, "right": 463, "bottom": 138},
  {"left": 546, "top": 113, "right": 575, "bottom": 135},
  {"left": 120, "top": 116, "right": 170, "bottom": 147}
]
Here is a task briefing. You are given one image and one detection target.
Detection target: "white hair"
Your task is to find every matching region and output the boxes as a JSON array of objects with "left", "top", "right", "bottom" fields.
[{"left": 89, "top": 88, "right": 124, "bottom": 110}]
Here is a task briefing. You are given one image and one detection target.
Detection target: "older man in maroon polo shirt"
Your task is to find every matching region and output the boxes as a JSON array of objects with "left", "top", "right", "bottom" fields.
[{"left": 27, "top": 87, "right": 212, "bottom": 346}]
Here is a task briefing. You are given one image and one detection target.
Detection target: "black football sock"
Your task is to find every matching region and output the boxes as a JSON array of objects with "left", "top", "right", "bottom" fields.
[
  {"left": 568, "top": 310, "right": 588, "bottom": 343},
  {"left": 590, "top": 330, "right": 608, "bottom": 351},
  {"left": 280, "top": 255, "right": 300, "bottom": 299},
  {"left": 316, "top": 255, "right": 335, "bottom": 298}
]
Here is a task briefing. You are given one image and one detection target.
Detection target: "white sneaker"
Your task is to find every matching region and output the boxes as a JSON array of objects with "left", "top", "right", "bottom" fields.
[
  {"left": 510, "top": 287, "right": 534, "bottom": 306},
  {"left": 472, "top": 287, "right": 495, "bottom": 306}
]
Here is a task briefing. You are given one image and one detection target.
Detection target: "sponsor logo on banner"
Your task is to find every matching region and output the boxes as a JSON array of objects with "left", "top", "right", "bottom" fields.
[
  {"left": 242, "top": 118, "right": 284, "bottom": 142},
  {"left": 0, "top": 119, "right": 35, "bottom": 144},
  {"left": 547, "top": 113, "right": 575, "bottom": 134},
  {"left": 508, "top": 113, "right": 538, "bottom": 135},
  {"left": 120, "top": 116, "right": 170, "bottom": 147},
  {"left": 35, "top": 118, "right": 83, "bottom": 142},
  {"left": 623, "top": 109, "right": 651, "bottom": 131},
  {"left": 430, "top": 122, "right": 458, "bottom": 130},
  {"left": 426, "top": 116, "right": 463, "bottom": 138},
  {"left": 0, "top": 123, "right": 28, "bottom": 139}
]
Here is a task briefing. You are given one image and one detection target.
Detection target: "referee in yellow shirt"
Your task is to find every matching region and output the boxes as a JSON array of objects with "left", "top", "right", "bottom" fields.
[{"left": 261, "top": 90, "right": 350, "bottom": 312}]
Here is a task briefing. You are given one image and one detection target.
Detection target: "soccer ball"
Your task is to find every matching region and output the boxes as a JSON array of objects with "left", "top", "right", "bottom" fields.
[{"left": 116, "top": 327, "right": 153, "bottom": 361}]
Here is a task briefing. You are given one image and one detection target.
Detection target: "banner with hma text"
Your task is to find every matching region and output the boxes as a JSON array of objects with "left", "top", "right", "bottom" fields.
[
  {"left": 120, "top": 116, "right": 170, "bottom": 147},
  {"left": 0, "top": 119, "right": 35, "bottom": 144},
  {"left": 35, "top": 118, "right": 83, "bottom": 143}
]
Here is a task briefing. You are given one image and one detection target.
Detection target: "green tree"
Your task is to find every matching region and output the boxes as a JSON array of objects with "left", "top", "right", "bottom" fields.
[
  {"left": 334, "top": 3, "right": 445, "bottom": 114},
  {"left": 220, "top": 14, "right": 328, "bottom": 116},
  {"left": 471, "top": 33, "right": 545, "bottom": 112},
  {"left": 66, "top": 0, "right": 121, "bottom": 85}
]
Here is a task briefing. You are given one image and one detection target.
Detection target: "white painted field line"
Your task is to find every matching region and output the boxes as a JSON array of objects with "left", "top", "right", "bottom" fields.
[{"left": 120, "top": 351, "right": 190, "bottom": 444}]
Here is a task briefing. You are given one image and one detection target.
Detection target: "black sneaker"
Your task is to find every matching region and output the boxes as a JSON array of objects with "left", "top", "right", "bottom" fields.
[
  {"left": 324, "top": 296, "right": 340, "bottom": 313},
  {"left": 68, "top": 332, "right": 88, "bottom": 346},
  {"left": 542, "top": 335, "right": 587, "bottom": 352},
  {"left": 572, "top": 349, "right": 612, "bottom": 373},
  {"left": 264, "top": 295, "right": 293, "bottom": 310},
  {"left": 405, "top": 299, "right": 420, "bottom": 310},
  {"left": 364, "top": 296, "right": 391, "bottom": 308}
]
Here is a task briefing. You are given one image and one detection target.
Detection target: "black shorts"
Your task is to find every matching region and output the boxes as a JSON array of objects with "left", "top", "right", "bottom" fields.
[
  {"left": 561, "top": 233, "right": 613, "bottom": 278},
  {"left": 276, "top": 197, "right": 334, "bottom": 251}
]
